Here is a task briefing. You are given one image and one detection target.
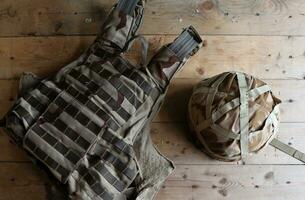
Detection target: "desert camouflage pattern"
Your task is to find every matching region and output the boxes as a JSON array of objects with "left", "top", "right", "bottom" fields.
[
  {"left": 98, "top": 0, "right": 144, "bottom": 53},
  {"left": 148, "top": 28, "right": 202, "bottom": 88},
  {"left": 1, "top": 0, "right": 202, "bottom": 199},
  {"left": 188, "top": 72, "right": 281, "bottom": 162}
]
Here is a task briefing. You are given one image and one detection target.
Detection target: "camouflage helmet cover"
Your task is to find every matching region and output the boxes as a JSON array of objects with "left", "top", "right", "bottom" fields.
[{"left": 188, "top": 72, "right": 281, "bottom": 162}]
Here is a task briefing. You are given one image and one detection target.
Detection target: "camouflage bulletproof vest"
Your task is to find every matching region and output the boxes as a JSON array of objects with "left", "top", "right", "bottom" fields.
[
  {"left": 1, "top": 0, "right": 202, "bottom": 199},
  {"left": 188, "top": 72, "right": 305, "bottom": 163}
]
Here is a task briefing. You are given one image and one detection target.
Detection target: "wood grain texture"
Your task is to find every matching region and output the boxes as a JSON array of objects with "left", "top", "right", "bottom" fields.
[
  {"left": 1, "top": 0, "right": 305, "bottom": 199},
  {"left": 157, "top": 78, "right": 305, "bottom": 123},
  {"left": 0, "top": 163, "right": 304, "bottom": 200},
  {"left": 0, "top": 129, "right": 29, "bottom": 162},
  {"left": 1, "top": 0, "right": 305, "bottom": 36},
  {"left": 0, "top": 79, "right": 304, "bottom": 122},
  {"left": 156, "top": 165, "right": 305, "bottom": 200},
  {"left": 0, "top": 163, "right": 51, "bottom": 200},
  {"left": 1, "top": 35, "right": 305, "bottom": 79},
  {"left": 151, "top": 122, "right": 305, "bottom": 165},
  {"left": 1, "top": 122, "right": 304, "bottom": 164},
  {"left": 0, "top": 186, "right": 47, "bottom": 200}
]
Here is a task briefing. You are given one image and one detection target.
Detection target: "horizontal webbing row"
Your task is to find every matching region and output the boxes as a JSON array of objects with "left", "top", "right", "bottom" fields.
[
  {"left": 42, "top": 83, "right": 133, "bottom": 156},
  {"left": 76, "top": 167, "right": 114, "bottom": 200},
  {"left": 24, "top": 135, "right": 73, "bottom": 182},
  {"left": 111, "top": 56, "right": 160, "bottom": 101},
  {"left": 93, "top": 144, "right": 137, "bottom": 180},
  {"left": 58, "top": 81, "right": 120, "bottom": 132},
  {"left": 196, "top": 84, "right": 272, "bottom": 133},
  {"left": 14, "top": 105, "right": 35, "bottom": 128},
  {"left": 90, "top": 62, "right": 142, "bottom": 109},
  {"left": 76, "top": 150, "right": 136, "bottom": 199},
  {"left": 13, "top": 82, "right": 60, "bottom": 128},
  {"left": 101, "top": 130, "right": 134, "bottom": 158},
  {"left": 23, "top": 89, "right": 135, "bottom": 190},
  {"left": 37, "top": 84, "right": 105, "bottom": 143},
  {"left": 67, "top": 68, "right": 132, "bottom": 123}
]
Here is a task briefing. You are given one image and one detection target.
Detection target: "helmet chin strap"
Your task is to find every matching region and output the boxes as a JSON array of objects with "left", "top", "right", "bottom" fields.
[{"left": 270, "top": 138, "right": 305, "bottom": 163}]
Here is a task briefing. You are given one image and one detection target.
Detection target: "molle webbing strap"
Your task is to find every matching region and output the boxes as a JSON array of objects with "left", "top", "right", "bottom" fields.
[
  {"left": 169, "top": 26, "right": 202, "bottom": 60},
  {"left": 237, "top": 73, "right": 249, "bottom": 158},
  {"left": 117, "top": 0, "right": 139, "bottom": 15},
  {"left": 211, "top": 85, "right": 272, "bottom": 123},
  {"left": 205, "top": 72, "right": 230, "bottom": 122},
  {"left": 270, "top": 138, "right": 305, "bottom": 163},
  {"left": 194, "top": 73, "right": 230, "bottom": 133},
  {"left": 211, "top": 124, "right": 240, "bottom": 140}
]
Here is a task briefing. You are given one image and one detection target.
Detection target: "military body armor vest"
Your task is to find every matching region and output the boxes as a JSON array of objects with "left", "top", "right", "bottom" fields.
[{"left": 1, "top": 0, "right": 203, "bottom": 199}]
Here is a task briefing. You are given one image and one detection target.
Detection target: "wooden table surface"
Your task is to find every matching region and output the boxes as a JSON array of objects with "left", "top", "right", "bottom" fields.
[{"left": 1, "top": 0, "right": 305, "bottom": 199}]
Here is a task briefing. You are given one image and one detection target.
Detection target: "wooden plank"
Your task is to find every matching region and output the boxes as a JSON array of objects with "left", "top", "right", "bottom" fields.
[
  {"left": 0, "top": 0, "right": 113, "bottom": 37},
  {"left": 1, "top": 0, "right": 305, "bottom": 36},
  {"left": 156, "top": 165, "right": 305, "bottom": 200},
  {"left": 0, "top": 163, "right": 48, "bottom": 187},
  {"left": 156, "top": 79, "right": 305, "bottom": 123},
  {"left": 151, "top": 122, "right": 305, "bottom": 165},
  {"left": 0, "top": 36, "right": 93, "bottom": 79},
  {"left": 0, "top": 129, "right": 29, "bottom": 162},
  {"left": 0, "top": 163, "right": 50, "bottom": 200},
  {"left": 1, "top": 122, "right": 305, "bottom": 164},
  {"left": 0, "top": 186, "right": 47, "bottom": 200},
  {"left": 0, "top": 79, "right": 304, "bottom": 122},
  {"left": 0, "top": 163, "right": 304, "bottom": 200},
  {"left": 1, "top": 35, "right": 305, "bottom": 79}
]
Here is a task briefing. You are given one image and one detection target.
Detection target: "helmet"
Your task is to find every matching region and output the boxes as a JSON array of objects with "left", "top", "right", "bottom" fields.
[{"left": 188, "top": 72, "right": 281, "bottom": 161}]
